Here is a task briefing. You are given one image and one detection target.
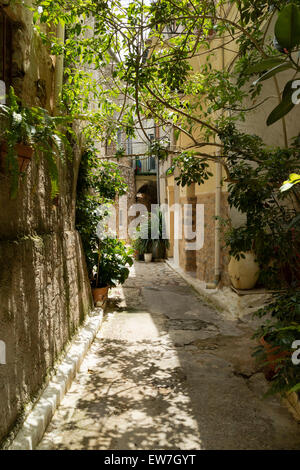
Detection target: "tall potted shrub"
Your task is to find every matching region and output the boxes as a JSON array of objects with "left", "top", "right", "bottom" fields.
[
  {"left": 134, "top": 210, "right": 169, "bottom": 262},
  {"left": 91, "top": 238, "right": 134, "bottom": 305},
  {"left": 151, "top": 209, "right": 170, "bottom": 260},
  {"left": 75, "top": 143, "right": 131, "bottom": 304}
]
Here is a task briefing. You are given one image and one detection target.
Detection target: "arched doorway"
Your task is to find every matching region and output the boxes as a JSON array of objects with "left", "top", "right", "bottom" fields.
[{"left": 136, "top": 180, "right": 157, "bottom": 212}]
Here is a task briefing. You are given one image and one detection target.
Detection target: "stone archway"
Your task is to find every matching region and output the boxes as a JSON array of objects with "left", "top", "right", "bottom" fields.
[{"left": 136, "top": 180, "right": 157, "bottom": 212}]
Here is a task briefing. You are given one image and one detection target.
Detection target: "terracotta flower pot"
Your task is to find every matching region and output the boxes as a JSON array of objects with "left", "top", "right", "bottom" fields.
[
  {"left": 92, "top": 286, "right": 109, "bottom": 305},
  {"left": 228, "top": 251, "right": 260, "bottom": 290},
  {"left": 0, "top": 142, "right": 34, "bottom": 173}
]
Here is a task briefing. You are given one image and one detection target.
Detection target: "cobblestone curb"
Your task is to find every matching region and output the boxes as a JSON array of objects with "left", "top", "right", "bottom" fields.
[{"left": 8, "top": 308, "right": 104, "bottom": 450}]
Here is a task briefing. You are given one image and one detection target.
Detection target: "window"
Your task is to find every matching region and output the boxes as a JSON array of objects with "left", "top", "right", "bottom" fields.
[
  {"left": 126, "top": 137, "right": 132, "bottom": 156},
  {"left": 148, "top": 134, "right": 156, "bottom": 171},
  {"left": 0, "top": 9, "right": 13, "bottom": 90}
]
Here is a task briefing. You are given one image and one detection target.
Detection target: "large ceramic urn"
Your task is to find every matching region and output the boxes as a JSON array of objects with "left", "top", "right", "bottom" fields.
[{"left": 228, "top": 251, "right": 260, "bottom": 290}]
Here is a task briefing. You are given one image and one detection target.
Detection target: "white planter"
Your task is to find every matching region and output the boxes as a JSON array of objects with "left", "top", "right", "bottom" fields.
[
  {"left": 144, "top": 253, "right": 152, "bottom": 263},
  {"left": 228, "top": 251, "right": 260, "bottom": 290}
]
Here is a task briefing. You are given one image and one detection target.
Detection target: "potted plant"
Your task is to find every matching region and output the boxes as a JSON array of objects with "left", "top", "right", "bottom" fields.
[
  {"left": 75, "top": 144, "right": 129, "bottom": 306},
  {"left": 143, "top": 241, "right": 153, "bottom": 263},
  {"left": 224, "top": 225, "right": 260, "bottom": 290},
  {"left": 228, "top": 251, "right": 260, "bottom": 290},
  {"left": 135, "top": 210, "right": 169, "bottom": 263},
  {"left": 91, "top": 238, "right": 134, "bottom": 305},
  {"left": 132, "top": 236, "right": 153, "bottom": 262},
  {"left": 258, "top": 334, "right": 290, "bottom": 381},
  {"left": 0, "top": 87, "right": 68, "bottom": 198},
  {"left": 151, "top": 209, "right": 170, "bottom": 260},
  {"left": 0, "top": 87, "right": 34, "bottom": 175},
  {"left": 252, "top": 290, "right": 300, "bottom": 383},
  {"left": 136, "top": 212, "right": 153, "bottom": 262},
  {"left": 132, "top": 236, "right": 145, "bottom": 260}
]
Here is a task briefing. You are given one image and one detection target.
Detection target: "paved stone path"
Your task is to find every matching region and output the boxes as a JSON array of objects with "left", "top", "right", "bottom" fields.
[{"left": 38, "top": 262, "right": 300, "bottom": 450}]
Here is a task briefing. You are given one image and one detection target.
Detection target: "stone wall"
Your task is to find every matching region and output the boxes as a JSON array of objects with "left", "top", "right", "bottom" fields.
[
  {"left": 0, "top": 2, "right": 92, "bottom": 445},
  {"left": 196, "top": 192, "right": 230, "bottom": 286},
  {"left": 113, "top": 159, "right": 136, "bottom": 241},
  {"left": 178, "top": 196, "right": 197, "bottom": 273}
]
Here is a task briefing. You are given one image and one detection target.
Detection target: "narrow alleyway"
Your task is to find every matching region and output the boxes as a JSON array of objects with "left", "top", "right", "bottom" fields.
[{"left": 38, "top": 262, "right": 300, "bottom": 450}]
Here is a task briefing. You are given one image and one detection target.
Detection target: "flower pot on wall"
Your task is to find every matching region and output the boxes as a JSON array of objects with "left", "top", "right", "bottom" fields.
[
  {"left": 92, "top": 286, "right": 109, "bottom": 306},
  {"left": 228, "top": 251, "right": 260, "bottom": 290},
  {"left": 0, "top": 142, "right": 34, "bottom": 173},
  {"left": 144, "top": 253, "right": 152, "bottom": 263}
]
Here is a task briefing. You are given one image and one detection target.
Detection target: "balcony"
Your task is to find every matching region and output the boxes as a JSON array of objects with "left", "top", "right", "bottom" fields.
[{"left": 135, "top": 156, "right": 156, "bottom": 175}]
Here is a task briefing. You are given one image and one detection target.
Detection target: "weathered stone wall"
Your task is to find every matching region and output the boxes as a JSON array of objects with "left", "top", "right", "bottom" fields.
[
  {"left": 196, "top": 192, "right": 230, "bottom": 286},
  {"left": 0, "top": 2, "right": 92, "bottom": 445},
  {"left": 178, "top": 196, "right": 197, "bottom": 273},
  {"left": 112, "top": 158, "right": 136, "bottom": 241}
]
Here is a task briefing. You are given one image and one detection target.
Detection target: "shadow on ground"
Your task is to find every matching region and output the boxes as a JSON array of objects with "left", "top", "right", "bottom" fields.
[{"left": 38, "top": 262, "right": 300, "bottom": 450}]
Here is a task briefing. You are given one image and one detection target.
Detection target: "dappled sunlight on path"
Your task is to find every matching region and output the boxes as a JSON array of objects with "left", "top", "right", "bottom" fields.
[{"left": 38, "top": 262, "right": 300, "bottom": 450}]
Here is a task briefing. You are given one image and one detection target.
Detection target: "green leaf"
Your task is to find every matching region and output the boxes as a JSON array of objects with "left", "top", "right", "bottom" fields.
[
  {"left": 289, "top": 382, "right": 300, "bottom": 393},
  {"left": 275, "top": 3, "right": 300, "bottom": 50},
  {"left": 246, "top": 58, "right": 286, "bottom": 74},
  {"left": 267, "top": 80, "right": 295, "bottom": 125},
  {"left": 253, "top": 63, "right": 292, "bottom": 85},
  {"left": 33, "top": 11, "right": 39, "bottom": 25}
]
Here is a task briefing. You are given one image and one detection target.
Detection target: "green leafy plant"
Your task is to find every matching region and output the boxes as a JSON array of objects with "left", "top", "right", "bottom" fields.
[
  {"left": 217, "top": 124, "right": 300, "bottom": 289},
  {"left": 132, "top": 235, "right": 147, "bottom": 257},
  {"left": 150, "top": 208, "right": 170, "bottom": 259},
  {"left": 167, "top": 152, "right": 213, "bottom": 187},
  {"left": 246, "top": 3, "right": 300, "bottom": 125},
  {"left": 32, "top": 0, "right": 300, "bottom": 405},
  {"left": 75, "top": 143, "right": 128, "bottom": 280},
  {"left": 0, "top": 87, "right": 70, "bottom": 198},
  {"left": 252, "top": 290, "right": 300, "bottom": 397},
  {"left": 133, "top": 209, "right": 170, "bottom": 258},
  {"left": 135, "top": 213, "right": 154, "bottom": 255},
  {"left": 92, "top": 238, "right": 134, "bottom": 288},
  {"left": 223, "top": 225, "right": 254, "bottom": 260}
]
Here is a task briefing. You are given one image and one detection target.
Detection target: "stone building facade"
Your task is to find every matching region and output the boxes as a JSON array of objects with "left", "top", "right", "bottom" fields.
[
  {"left": 158, "top": 6, "right": 300, "bottom": 288},
  {"left": 0, "top": 1, "right": 92, "bottom": 445}
]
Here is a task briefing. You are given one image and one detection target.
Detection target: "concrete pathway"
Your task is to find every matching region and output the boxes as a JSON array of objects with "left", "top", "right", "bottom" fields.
[{"left": 38, "top": 262, "right": 300, "bottom": 450}]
